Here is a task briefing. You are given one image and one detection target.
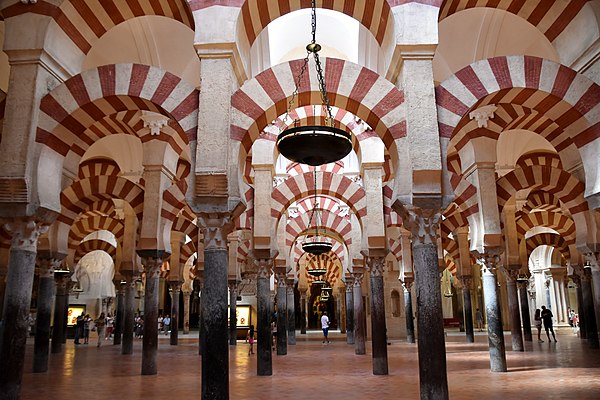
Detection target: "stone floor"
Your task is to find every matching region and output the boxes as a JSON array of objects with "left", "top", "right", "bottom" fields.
[{"left": 21, "top": 329, "right": 600, "bottom": 399}]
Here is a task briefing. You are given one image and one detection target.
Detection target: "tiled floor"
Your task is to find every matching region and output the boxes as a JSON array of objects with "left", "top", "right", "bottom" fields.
[{"left": 21, "top": 329, "right": 600, "bottom": 399}]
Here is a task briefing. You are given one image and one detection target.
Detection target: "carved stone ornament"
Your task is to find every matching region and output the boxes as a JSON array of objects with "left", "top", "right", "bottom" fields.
[
  {"left": 397, "top": 207, "right": 441, "bottom": 246},
  {"left": 366, "top": 256, "right": 386, "bottom": 277},
  {"left": 140, "top": 110, "right": 170, "bottom": 136},
  {"left": 256, "top": 258, "right": 273, "bottom": 279},
  {"left": 457, "top": 275, "right": 472, "bottom": 290},
  {"left": 469, "top": 104, "right": 497, "bottom": 128},
  {"left": 37, "top": 256, "right": 66, "bottom": 278},
  {"left": 502, "top": 267, "right": 520, "bottom": 283},
  {"left": 197, "top": 212, "right": 234, "bottom": 251},
  {"left": 3, "top": 218, "right": 50, "bottom": 252},
  {"left": 477, "top": 252, "right": 501, "bottom": 275},
  {"left": 344, "top": 277, "right": 354, "bottom": 292},
  {"left": 353, "top": 272, "right": 364, "bottom": 286}
]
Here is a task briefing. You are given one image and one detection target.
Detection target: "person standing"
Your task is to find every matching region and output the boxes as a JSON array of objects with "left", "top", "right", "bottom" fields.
[
  {"left": 74, "top": 313, "right": 84, "bottom": 344},
  {"left": 94, "top": 313, "right": 106, "bottom": 348},
  {"left": 83, "top": 314, "right": 92, "bottom": 344},
  {"left": 476, "top": 308, "right": 483, "bottom": 332},
  {"left": 163, "top": 314, "right": 171, "bottom": 335},
  {"left": 321, "top": 311, "right": 330, "bottom": 344},
  {"left": 105, "top": 314, "right": 114, "bottom": 340},
  {"left": 541, "top": 305, "right": 557, "bottom": 342},
  {"left": 247, "top": 325, "right": 255, "bottom": 355},
  {"left": 534, "top": 308, "right": 544, "bottom": 343}
]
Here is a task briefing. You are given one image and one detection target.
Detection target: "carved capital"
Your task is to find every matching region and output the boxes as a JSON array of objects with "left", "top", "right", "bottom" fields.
[
  {"left": 169, "top": 280, "right": 183, "bottom": 294},
  {"left": 54, "top": 270, "right": 73, "bottom": 293},
  {"left": 365, "top": 256, "right": 385, "bottom": 277},
  {"left": 276, "top": 272, "right": 287, "bottom": 287},
  {"left": 469, "top": 104, "right": 497, "bottom": 128},
  {"left": 140, "top": 255, "right": 164, "bottom": 280},
  {"left": 397, "top": 208, "right": 441, "bottom": 246},
  {"left": 36, "top": 252, "right": 66, "bottom": 278},
  {"left": 140, "top": 110, "right": 170, "bottom": 136},
  {"left": 477, "top": 252, "right": 501, "bottom": 275},
  {"left": 457, "top": 275, "right": 472, "bottom": 290},
  {"left": 353, "top": 272, "right": 364, "bottom": 287},
  {"left": 197, "top": 212, "right": 234, "bottom": 251},
  {"left": 571, "top": 273, "right": 581, "bottom": 288},
  {"left": 3, "top": 218, "right": 50, "bottom": 252},
  {"left": 256, "top": 258, "right": 273, "bottom": 279},
  {"left": 502, "top": 267, "right": 520, "bottom": 283},
  {"left": 344, "top": 276, "right": 354, "bottom": 292},
  {"left": 402, "top": 279, "right": 413, "bottom": 291},
  {"left": 516, "top": 277, "right": 529, "bottom": 290}
]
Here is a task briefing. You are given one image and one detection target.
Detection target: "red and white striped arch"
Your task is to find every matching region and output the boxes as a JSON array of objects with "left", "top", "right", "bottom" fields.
[
  {"left": 437, "top": 56, "right": 599, "bottom": 150},
  {"left": 1, "top": 0, "right": 194, "bottom": 55},
  {"left": 76, "top": 199, "right": 116, "bottom": 220},
  {"left": 231, "top": 58, "right": 406, "bottom": 160},
  {"left": 171, "top": 215, "right": 199, "bottom": 249},
  {"left": 293, "top": 195, "right": 342, "bottom": 215},
  {"left": 516, "top": 210, "right": 576, "bottom": 245},
  {"left": 286, "top": 162, "right": 344, "bottom": 178},
  {"left": 179, "top": 241, "right": 197, "bottom": 269},
  {"left": 292, "top": 239, "right": 346, "bottom": 271},
  {"left": 444, "top": 255, "right": 457, "bottom": 276},
  {"left": 301, "top": 252, "right": 343, "bottom": 288},
  {"left": 78, "top": 158, "right": 121, "bottom": 179},
  {"left": 37, "top": 64, "right": 199, "bottom": 159},
  {"left": 68, "top": 215, "right": 124, "bottom": 248},
  {"left": 438, "top": 0, "right": 590, "bottom": 43},
  {"left": 524, "top": 232, "right": 570, "bottom": 260},
  {"left": 516, "top": 151, "right": 562, "bottom": 170},
  {"left": 523, "top": 190, "right": 562, "bottom": 213},
  {"left": 235, "top": 187, "right": 254, "bottom": 230},
  {"left": 162, "top": 180, "right": 187, "bottom": 222},
  {"left": 271, "top": 171, "right": 367, "bottom": 226},
  {"left": 286, "top": 210, "right": 352, "bottom": 248},
  {"left": 74, "top": 238, "right": 117, "bottom": 264},
  {"left": 383, "top": 184, "right": 402, "bottom": 227},
  {"left": 388, "top": 237, "right": 402, "bottom": 262},
  {"left": 237, "top": 238, "right": 251, "bottom": 265}
]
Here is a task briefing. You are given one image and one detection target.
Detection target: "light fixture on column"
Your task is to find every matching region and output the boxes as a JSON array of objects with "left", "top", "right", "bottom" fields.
[
  {"left": 275, "top": 0, "right": 352, "bottom": 166},
  {"left": 302, "top": 170, "right": 332, "bottom": 255}
]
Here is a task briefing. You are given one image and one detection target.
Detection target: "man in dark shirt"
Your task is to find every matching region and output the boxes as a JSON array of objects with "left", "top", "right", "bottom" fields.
[
  {"left": 541, "top": 305, "right": 557, "bottom": 342},
  {"left": 74, "top": 313, "right": 84, "bottom": 344}
]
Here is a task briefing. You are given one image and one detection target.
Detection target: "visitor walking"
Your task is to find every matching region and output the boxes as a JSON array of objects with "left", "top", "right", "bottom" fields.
[
  {"left": 94, "top": 313, "right": 106, "bottom": 348},
  {"left": 163, "top": 314, "right": 171, "bottom": 335},
  {"left": 476, "top": 308, "right": 483, "bottom": 332},
  {"left": 541, "top": 305, "right": 557, "bottom": 342},
  {"left": 534, "top": 308, "right": 544, "bottom": 343},
  {"left": 74, "top": 312, "right": 84, "bottom": 344},
  {"left": 321, "top": 311, "right": 330, "bottom": 344},
  {"left": 247, "top": 325, "right": 255, "bottom": 355},
  {"left": 105, "top": 314, "right": 114, "bottom": 340}
]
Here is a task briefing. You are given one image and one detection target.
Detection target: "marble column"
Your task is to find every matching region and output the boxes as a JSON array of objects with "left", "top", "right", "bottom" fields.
[
  {"left": 581, "top": 268, "right": 599, "bottom": 349},
  {"left": 286, "top": 279, "right": 296, "bottom": 345},
  {"left": 300, "top": 288, "right": 307, "bottom": 335},
  {"left": 228, "top": 280, "right": 238, "bottom": 345},
  {"left": 183, "top": 290, "right": 191, "bottom": 334},
  {"left": 344, "top": 277, "right": 355, "bottom": 344},
  {"left": 573, "top": 275, "right": 587, "bottom": 340},
  {"left": 51, "top": 270, "right": 71, "bottom": 354},
  {"left": 199, "top": 215, "right": 231, "bottom": 400},
  {"left": 275, "top": 272, "right": 287, "bottom": 355},
  {"left": 33, "top": 254, "right": 63, "bottom": 373},
  {"left": 458, "top": 275, "right": 474, "bottom": 343},
  {"left": 0, "top": 219, "right": 49, "bottom": 399},
  {"left": 480, "top": 255, "right": 507, "bottom": 372},
  {"left": 121, "top": 273, "right": 137, "bottom": 355},
  {"left": 367, "top": 255, "right": 388, "bottom": 375},
  {"left": 113, "top": 280, "right": 125, "bottom": 346},
  {"left": 170, "top": 281, "right": 182, "bottom": 346},
  {"left": 503, "top": 268, "right": 524, "bottom": 352},
  {"left": 197, "top": 277, "right": 205, "bottom": 355},
  {"left": 403, "top": 279, "right": 416, "bottom": 344},
  {"left": 256, "top": 257, "right": 273, "bottom": 376},
  {"left": 591, "top": 268, "right": 600, "bottom": 328},
  {"left": 139, "top": 253, "right": 163, "bottom": 375},
  {"left": 353, "top": 269, "right": 366, "bottom": 355},
  {"left": 517, "top": 278, "right": 532, "bottom": 342}
]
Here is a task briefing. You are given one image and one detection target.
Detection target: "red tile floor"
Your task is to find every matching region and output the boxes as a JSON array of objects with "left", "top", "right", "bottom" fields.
[{"left": 21, "top": 329, "right": 600, "bottom": 399}]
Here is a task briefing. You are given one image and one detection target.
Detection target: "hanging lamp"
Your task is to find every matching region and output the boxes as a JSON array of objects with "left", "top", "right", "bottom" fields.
[
  {"left": 301, "top": 170, "right": 332, "bottom": 255},
  {"left": 276, "top": 0, "right": 352, "bottom": 166}
]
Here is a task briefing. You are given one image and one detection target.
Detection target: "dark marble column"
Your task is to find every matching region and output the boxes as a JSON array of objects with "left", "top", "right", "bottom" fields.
[
  {"left": 256, "top": 257, "right": 273, "bottom": 376},
  {"left": 228, "top": 280, "right": 238, "bottom": 346},
  {"left": 275, "top": 272, "right": 287, "bottom": 355},
  {"left": 183, "top": 290, "right": 191, "bottom": 335},
  {"left": 403, "top": 280, "right": 415, "bottom": 344},
  {"left": 344, "top": 277, "right": 354, "bottom": 344},
  {"left": 51, "top": 270, "right": 71, "bottom": 354},
  {"left": 503, "top": 268, "right": 524, "bottom": 352},
  {"left": 367, "top": 255, "right": 388, "bottom": 375},
  {"left": 517, "top": 278, "right": 532, "bottom": 342},
  {"left": 286, "top": 279, "right": 296, "bottom": 345},
  {"left": 480, "top": 255, "right": 507, "bottom": 372},
  {"left": 113, "top": 280, "right": 125, "bottom": 346},
  {"left": 170, "top": 281, "right": 181, "bottom": 346},
  {"left": 574, "top": 276, "right": 587, "bottom": 340},
  {"left": 33, "top": 255, "right": 63, "bottom": 373},
  {"left": 0, "top": 268, "right": 6, "bottom": 321},
  {"left": 581, "top": 268, "right": 599, "bottom": 349},
  {"left": 138, "top": 253, "right": 163, "bottom": 375},
  {"left": 353, "top": 269, "right": 366, "bottom": 355},
  {"left": 300, "top": 288, "right": 307, "bottom": 335},
  {"left": 121, "top": 274, "right": 136, "bottom": 355},
  {"left": 197, "top": 277, "right": 205, "bottom": 355},
  {"left": 0, "top": 220, "right": 49, "bottom": 399},
  {"left": 458, "top": 276, "right": 474, "bottom": 343}
]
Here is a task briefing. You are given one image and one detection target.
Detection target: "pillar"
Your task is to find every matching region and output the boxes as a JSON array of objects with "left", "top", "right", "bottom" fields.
[
  {"left": 256, "top": 256, "right": 273, "bottom": 376},
  {"left": 33, "top": 254, "right": 63, "bottom": 373},
  {"left": 275, "top": 271, "right": 287, "bottom": 355},
  {"left": 286, "top": 279, "right": 296, "bottom": 345},
  {"left": 581, "top": 268, "right": 599, "bottom": 349},
  {"left": 113, "top": 280, "right": 125, "bottom": 346},
  {"left": 300, "top": 288, "right": 307, "bottom": 335},
  {"left": 458, "top": 275, "right": 474, "bottom": 343},
  {"left": 573, "top": 275, "right": 587, "bottom": 340},
  {"left": 121, "top": 273, "right": 136, "bottom": 355},
  {"left": 503, "top": 268, "right": 524, "bottom": 352},
  {"left": 344, "top": 276, "right": 355, "bottom": 344},
  {"left": 403, "top": 279, "right": 416, "bottom": 344},
  {"left": 366, "top": 255, "right": 388, "bottom": 375},
  {"left": 50, "top": 270, "right": 71, "bottom": 354},
  {"left": 228, "top": 280, "right": 238, "bottom": 345},
  {"left": 139, "top": 253, "right": 163, "bottom": 375},
  {"left": 183, "top": 290, "right": 191, "bottom": 335},
  {"left": 480, "top": 254, "right": 507, "bottom": 372},
  {"left": 353, "top": 268, "right": 366, "bottom": 355},
  {"left": 517, "top": 278, "right": 532, "bottom": 342},
  {"left": 170, "top": 281, "right": 182, "bottom": 346}
]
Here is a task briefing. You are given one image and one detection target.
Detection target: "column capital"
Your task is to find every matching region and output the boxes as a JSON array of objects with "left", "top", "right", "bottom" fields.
[
  {"left": 570, "top": 273, "right": 581, "bottom": 288},
  {"left": 196, "top": 212, "right": 235, "bottom": 251},
  {"left": 365, "top": 254, "right": 386, "bottom": 277},
  {"left": 169, "top": 280, "right": 183, "bottom": 293},
  {"left": 469, "top": 104, "right": 497, "bottom": 128},
  {"left": 138, "top": 252, "right": 165, "bottom": 279},
  {"left": 457, "top": 275, "right": 472, "bottom": 289},
  {"left": 2, "top": 217, "right": 52, "bottom": 252},
  {"left": 402, "top": 278, "right": 414, "bottom": 291},
  {"left": 255, "top": 257, "right": 273, "bottom": 279},
  {"left": 353, "top": 267, "right": 365, "bottom": 286},
  {"left": 474, "top": 249, "right": 502, "bottom": 275},
  {"left": 344, "top": 275, "right": 354, "bottom": 292},
  {"left": 396, "top": 207, "right": 441, "bottom": 246},
  {"left": 502, "top": 267, "right": 520, "bottom": 283},
  {"left": 54, "top": 270, "right": 73, "bottom": 293},
  {"left": 36, "top": 251, "right": 66, "bottom": 278}
]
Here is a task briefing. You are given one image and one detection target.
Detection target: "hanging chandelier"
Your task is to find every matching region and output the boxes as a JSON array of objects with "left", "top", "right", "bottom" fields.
[
  {"left": 307, "top": 267, "right": 327, "bottom": 277},
  {"left": 276, "top": 0, "right": 352, "bottom": 166},
  {"left": 301, "top": 170, "right": 332, "bottom": 255}
]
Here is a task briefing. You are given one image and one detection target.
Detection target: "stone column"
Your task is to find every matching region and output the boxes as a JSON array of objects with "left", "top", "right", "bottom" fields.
[
  {"left": 183, "top": 290, "right": 192, "bottom": 335},
  {"left": 286, "top": 279, "right": 296, "bottom": 345},
  {"left": 344, "top": 276, "right": 355, "bottom": 344},
  {"left": 366, "top": 255, "right": 388, "bottom": 375},
  {"left": 0, "top": 219, "right": 50, "bottom": 399},
  {"left": 198, "top": 215, "right": 232, "bottom": 400},
  {"left": 573, "top": 275, "right": 587, "bottom": 340},
  {"left": 228, "top": 280, "right": 238, "bottom": 345},
  {"left": 580, "top": 268, "right": 599, "bottom": 349},
  {"left": 503, "top": 267, "right": 524, "bottom": 352},
  {"left": 169, "top": 281, "right": 182, "bottom": 346},
  {"left": 275, "top": 270, "right": 287, "bottom": 355},
  {"left": 403, "top": 279, "right": 416, "bottom": 344},
  {"left": 458, "top": 275, "right": 474, "bottom": 343},
  {"left": 256, "top": 256, "right": 273, "bottom": 376},
  {"left": 121, "top": 272, "right": 137, "bottom": 355},
  {"left": 51, "top": 270, "right": 71, "bottom": 354},
  {"left": 33, "top": 254, "right": 63, "bottom": 373},
  {"left": 299, "top": 288, "right": 307, "bottom": 335},
  {"left": 138, "top": 253, "right": 164, "bottom": 375},
  {"left": 480, "top": 254, "right": 507, "bottom": 372},
  {"left": 197, "top": 276, "right": 205, "bottom": 355},
  {"left": 517, "top": 278, "right": 532, "bottom": 342},
  {"left": 353, "top": 268, "right": 366, "bottom": 355},
  {"left": 113, "top": 279, "right": 125, "bottom": 346}
]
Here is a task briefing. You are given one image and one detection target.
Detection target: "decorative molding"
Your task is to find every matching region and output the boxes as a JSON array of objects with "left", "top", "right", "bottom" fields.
[
  {"left": 195, "top": 173, "right": 228, "bottom": 198},
  {"left": 197, "top": 212, "right": 234, "bottom": 251},
  {"left": 3, "top": 218, "right": 50, "bottom": 252},
  {"left": 469, "top": 104, "right": 497, "bottom": 128},
  {"left": 140, "top": 111, "right": 170, "bottom": 136},
  {"left": 365, "top": 256, "right": 385, "bottom": 277},
  {"left": 398, "top": 207, "right": 441, "bottom": 246}
]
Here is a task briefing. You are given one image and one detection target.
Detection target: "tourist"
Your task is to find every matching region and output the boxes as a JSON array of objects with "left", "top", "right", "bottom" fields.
[
  {"left": 271, "top": 319, "right": 277, "bottom": 350},
  {"left": 74, "top": 312, "right": 84, "bottom": 344},
  {"left": 534, "top": 308, "right": 544, "bottom": 343},
  {"left": 105, "top": 314, "right": 114, "bottom": 340},
  {"left": 541, "top": 305, "right": 557, "bottom": 342},
  {"left": 247, "top": 325, "right": 255, "bottom": 355},
  {"left": 94, "top": 312, "right": 106, "bottom": 348},
  {"left": 163, "top": 314, "right": 171, "bottom": 335},
  {"left": 321, "top": 311, "right": 330, "bottom": 344},
  {"left": 476, "top": 308, "right": 483, "bottom": 332}
]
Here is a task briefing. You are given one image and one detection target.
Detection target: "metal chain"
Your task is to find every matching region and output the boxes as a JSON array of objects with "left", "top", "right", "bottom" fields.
[
  {"left": 283, "top": 54, "right": 309, "bottom": 127},
  {"left": 311, "top": 0, "right": 317, "bottom": 44},
  {"left": 314, "top": 52, "right": 334, "bottom": 126}
]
